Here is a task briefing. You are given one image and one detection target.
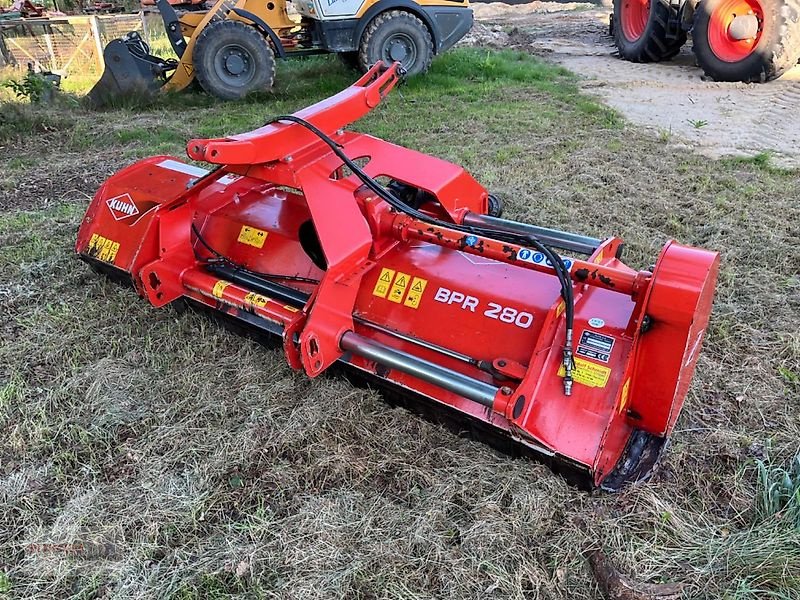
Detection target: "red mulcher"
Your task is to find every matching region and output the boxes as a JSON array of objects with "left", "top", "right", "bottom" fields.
[{"left": 77, "top": 63, "right": 720, "bottom": 490}]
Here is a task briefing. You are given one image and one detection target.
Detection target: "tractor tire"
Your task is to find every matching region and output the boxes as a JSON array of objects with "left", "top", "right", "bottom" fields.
[
  {"left": 358, "top": 10, "right": 434, "bottom": 76},
  {"left": 612, "top": 0, "right": 687, "bottom": 61},
  {"left": 192, "top": 20, "right": 275, "bottom": 100},
  {"left": 692, "top": 0, "right": 800, "bottom": 82}
]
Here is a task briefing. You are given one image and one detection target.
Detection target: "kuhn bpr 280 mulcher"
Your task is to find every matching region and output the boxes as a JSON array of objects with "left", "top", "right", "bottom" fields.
[{"left": 77, "top": 63, "right": 720, "bottom": 489}]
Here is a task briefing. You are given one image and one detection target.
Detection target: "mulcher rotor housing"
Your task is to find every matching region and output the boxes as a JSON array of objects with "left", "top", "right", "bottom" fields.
[{"left": 77, "top": 63, "right": 720, "bottom": 490}]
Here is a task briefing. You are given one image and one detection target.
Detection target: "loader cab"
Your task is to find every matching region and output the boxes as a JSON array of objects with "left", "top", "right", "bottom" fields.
[{"left": 299, "top": 0, "right": 473, "bottom": 76}]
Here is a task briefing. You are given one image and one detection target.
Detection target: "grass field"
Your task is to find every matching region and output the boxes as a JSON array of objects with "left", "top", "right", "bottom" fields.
[{"left": 1, "top": 49, "right": 799, "bottom": 599}]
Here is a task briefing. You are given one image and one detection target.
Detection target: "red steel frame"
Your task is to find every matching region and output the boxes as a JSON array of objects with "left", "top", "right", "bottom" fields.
[{"left": 76, "top": 62, "right": 720, "bottom": 488}]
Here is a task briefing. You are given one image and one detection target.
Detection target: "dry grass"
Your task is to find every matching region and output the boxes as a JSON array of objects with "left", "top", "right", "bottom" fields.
[{"left": 0, "top": 49, "right": 799, "bottom": 599}]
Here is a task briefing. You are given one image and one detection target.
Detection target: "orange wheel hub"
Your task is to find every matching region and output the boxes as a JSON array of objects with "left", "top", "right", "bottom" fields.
[
  {"left": 708, "top": 0, "right": 764, "bottom": 62},
  {"left": 621, "top": 0, "right": 651, "bottom": 41}
]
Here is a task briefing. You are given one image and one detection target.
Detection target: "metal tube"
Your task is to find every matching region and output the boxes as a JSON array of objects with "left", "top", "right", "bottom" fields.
[
  {"left": 340, "top": 332, "right": 498, "bottom": 408},
  {"left": 206, "top": 264, "right": 311, "bottom": 308},
  {"left": 353, "top": 316, "right": 478, "bottom": 366},
  {"left": 462, "top": 213, "right": 603, "bottom": 256}
]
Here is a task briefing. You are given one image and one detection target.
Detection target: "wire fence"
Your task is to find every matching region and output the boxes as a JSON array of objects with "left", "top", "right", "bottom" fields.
[{"left": 0, "top": 13, "right": 148, "bottom": 76}]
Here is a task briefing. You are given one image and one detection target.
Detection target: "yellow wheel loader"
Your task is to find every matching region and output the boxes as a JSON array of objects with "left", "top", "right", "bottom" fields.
[{"left": 88, "top": 0, "right": 472, "bottom": 105}]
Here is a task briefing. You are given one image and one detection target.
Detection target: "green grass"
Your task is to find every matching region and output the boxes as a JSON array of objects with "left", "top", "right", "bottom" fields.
[{"left": 0, "top": 47, "right": 799, "bottom": 599}]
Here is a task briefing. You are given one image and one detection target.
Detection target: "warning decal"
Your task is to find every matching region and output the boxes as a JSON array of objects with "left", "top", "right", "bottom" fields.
[
  {"left": 372, "top": 268, "right": 428, "bottom": 308},
  {"left": 558, "top": 357, "right": 611, "bottom": 388},
  {"left": 87, "top": 233, "right": 120, "bottom": 264},
  {"left": 237, "top": 225, "right": 269, "bottom": 248},
  {"left": 577, "top": 329, "right": 616, "bottom": 363},
  {"left": 403, "top": 277, "right": 428, "bottom": 309},
  {"left": 618, "top": 377, "right": 631, "bottom": 413},
  {"left": 244, "top": 291, "right": 269, "bottom": 309},
  {"left": 212, "top": 280, "right": 230, "bottom": 299},
  {"left": 372, "top": 268, "right": 396, "bottom": 298},
  {"left": 387, "top": 272, "right": 410, "bottom": 304}
]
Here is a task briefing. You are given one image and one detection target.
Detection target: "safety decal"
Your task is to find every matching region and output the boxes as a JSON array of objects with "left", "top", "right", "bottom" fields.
[
  {"left": 244, "top": 291, "right": 269, "bottom": 309},
  {"left": 372, "top": 268, "right": 396, "bottom": 299},
  {"left": 212, "top": 280, "right": 230, "bottom": 299},
  {"left": 283, "top": 304, "right": 300, "bottom": 312},
  {"left": 372, "top": 268, "right": 428, "bottom": 309},
  {"left": 618, "top": 377, "right": 631, "bottom": 414},
  {"left": 183, "top": 63, "right": 194, "bottom": 77},
  {"left": 387, "top": 272, "right": 410, "bottom": 304},
  {"left": 577, "top": 330, "right": 616, "bottom": 363},
  {"left": 558, "top": 357, "right": 611, "bottom": 388},
  {"left": 593, "top": 250, "right": 604, "bottom": 264},
  {"left": 237, "top": 225, "right": 268, "bottom": 249},
  {"left": 403, "top": 277, "right": 428, "bottom": 309},
  {"left": 517, "top": 248, "right": 574, "bottom": 272},
  {"left": 87, "top": 233, "right": 120, "bottom": 264}
]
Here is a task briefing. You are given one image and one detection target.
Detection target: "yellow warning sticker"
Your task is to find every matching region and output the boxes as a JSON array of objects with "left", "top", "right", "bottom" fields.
[
  {"left": 555, "top": 301, "right": 566, "bottom": 318},
  {"left": 387, "top": 271, "right": 410, "bottom": 304},
  {"left": 618, "top": 377, "right": 631, "bottom": 413},
  {"left": 558, "top": 357, "right": 611, "bottom": 388},
  {"left": 403, "top": 276, "right": 428, "bottom": 309},
  {"left": 283, "top": 304, "right": 300, "bottom": 312},
  {"left": 183, "top": 63, "right": 194, "bottom": 77},
  {"left": 244, "top": 291, "right": 269, "bottom": 308},
  {"left": 88, "top": 233, "right": 120, "bottom": 264},
  {"left": 594, "top": 250, "right": 605, "bottom": 264},
  {"left": 212, "top": 280, "right": 230, "bottom": 299},
  {"left": 237, "top": 225, "right": 269, "bottom": 249},
  {"left": 372, "top": 268, "right": 396, "bottom": 299}
]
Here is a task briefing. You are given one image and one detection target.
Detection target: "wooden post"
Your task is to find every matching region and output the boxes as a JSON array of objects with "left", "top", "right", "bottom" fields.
[
  {"left": 42, "top": 24, "right": 56, "bottom": 70},
  {"left": 89, "top": 15, "right": 104, "bottom": 70},
  {"left": 140, "top": 11, "right": 148, "bottom": 43}
]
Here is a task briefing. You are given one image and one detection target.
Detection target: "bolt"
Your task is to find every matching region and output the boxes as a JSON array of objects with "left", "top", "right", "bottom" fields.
[
  {"left": 498, "top": 360, "right": 507, "bottom": 367},
  {"left": 500, "top": 386, "right": 512, "bottom": 395}
]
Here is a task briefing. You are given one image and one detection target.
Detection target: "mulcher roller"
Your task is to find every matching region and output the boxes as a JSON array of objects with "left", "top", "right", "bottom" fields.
[{"left": 77, "top": 63, "right": 720, "bottom": 490}]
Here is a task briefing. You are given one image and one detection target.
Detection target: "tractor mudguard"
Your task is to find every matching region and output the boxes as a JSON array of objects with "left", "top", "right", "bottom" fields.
[{"left": 77, "top": 62, "right": 720, "bottom": 490}]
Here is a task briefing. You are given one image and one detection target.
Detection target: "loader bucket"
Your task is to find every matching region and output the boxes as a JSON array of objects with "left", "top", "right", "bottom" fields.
[
  {"left": 87, "top": 33, "right": 175, "bottom": 108},
  {"left": 75, "top": 62, "right": 720, "bottom": 490}
]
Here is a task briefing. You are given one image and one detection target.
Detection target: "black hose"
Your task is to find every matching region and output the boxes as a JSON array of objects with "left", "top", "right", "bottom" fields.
[
  {"left": 265, "top": 115, "right": 575, "bottom": 335},
  {"left": 190, "top": 222, "right": 320, "bottom": 284}
]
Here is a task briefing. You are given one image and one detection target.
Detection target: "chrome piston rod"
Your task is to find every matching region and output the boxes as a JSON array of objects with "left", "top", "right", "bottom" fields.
[
  {"left": 340, "top": 332, "right": 498, "bottom": 408},
  {"left": 463, "top": 212, "right": 603, "bottom": 256}
]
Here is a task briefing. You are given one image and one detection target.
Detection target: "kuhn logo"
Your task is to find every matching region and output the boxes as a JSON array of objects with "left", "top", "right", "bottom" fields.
[{"left": 106, "top": 194, "right": 140, "bottom": 221}]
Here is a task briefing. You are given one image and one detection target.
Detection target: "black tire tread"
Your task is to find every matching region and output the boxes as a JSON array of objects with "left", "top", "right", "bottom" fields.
[
  {"left": 192, "top": 19, "right": 276, "bottom": 100},
  {"left": 358, "top": 10, "right": 434, "bottom": 75},
  {"left": 613, "top": 0, "right": 687, "bottom": 62}
]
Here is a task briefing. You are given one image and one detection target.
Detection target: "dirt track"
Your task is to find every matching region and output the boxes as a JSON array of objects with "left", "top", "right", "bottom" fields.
[{"left": 470, "top": 2, "right": 800, "bottom": 168}]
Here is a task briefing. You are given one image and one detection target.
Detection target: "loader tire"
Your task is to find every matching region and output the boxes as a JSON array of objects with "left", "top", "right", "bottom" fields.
[
  {"left": 193, "top": 20, "right": 275, "bottom": 100},
  {"left": 358, "top": 10, "right": 434, "bottom": 76},
  {"left": 612, "top": 0, "right": 687, "bottom": 61},
  {"left": 692, "top": 0, "right": 800, "bottom": 82}
]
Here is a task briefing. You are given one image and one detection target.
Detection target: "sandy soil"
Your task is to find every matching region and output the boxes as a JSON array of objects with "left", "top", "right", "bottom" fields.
[{"left": 469, "top": 2, "right": 800, "bottom": 168}]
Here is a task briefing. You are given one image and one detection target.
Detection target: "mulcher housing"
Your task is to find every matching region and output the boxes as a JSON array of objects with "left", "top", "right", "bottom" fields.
[{"left": 77, "top": 63, "right": 720, "bottom": 490}]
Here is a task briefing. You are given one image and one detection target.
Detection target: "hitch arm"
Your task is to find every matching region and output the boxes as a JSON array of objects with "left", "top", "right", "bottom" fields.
[{"left": 186, "top": 62, "right": 403, "bottom": 165}]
